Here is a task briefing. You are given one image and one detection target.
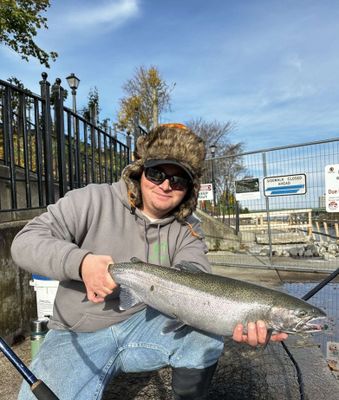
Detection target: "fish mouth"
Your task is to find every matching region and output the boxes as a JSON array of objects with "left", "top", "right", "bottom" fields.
[{"left": 295, "top": 317, "right": 326, "bottom": 333}]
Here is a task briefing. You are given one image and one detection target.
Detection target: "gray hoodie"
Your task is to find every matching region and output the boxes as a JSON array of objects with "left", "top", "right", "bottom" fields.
[{"left": 11, "top": 180, "right": 211, "bottom": 332}]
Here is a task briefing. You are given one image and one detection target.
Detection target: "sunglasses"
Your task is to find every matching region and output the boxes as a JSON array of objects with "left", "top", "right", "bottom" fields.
[{"left": 144, "top": 167, "right": 191, "bottom": 191}]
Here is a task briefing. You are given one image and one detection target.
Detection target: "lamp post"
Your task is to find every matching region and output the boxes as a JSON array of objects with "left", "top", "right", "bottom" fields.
[
  {"left": 66, "top": 73, "right": 80, "bottom": 114},
  {"left": 66, "top": 73, "right": 80, "bottom": 187},
  {"left": 210, "top": 144, "right": 217, "bottom": 212}
]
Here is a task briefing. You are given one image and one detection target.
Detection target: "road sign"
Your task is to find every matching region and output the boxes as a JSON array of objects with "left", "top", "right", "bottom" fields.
[
  {"left": 325, "top": 164, "right": 339, "bottom": 212},
  {"left": 198, "top": 183, "right": 214, "bottom": 201},
  {"left": 235, "top": 178, "right": 260, "bottom": 201},
  {"left": 263, "top": 174, "right": 306, "bottom": 197}
]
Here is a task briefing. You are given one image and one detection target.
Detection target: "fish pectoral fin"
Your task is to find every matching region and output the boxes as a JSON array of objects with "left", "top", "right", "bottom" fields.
[
  {"left": 162, "top": 318, "right": 187, "bottom": 334},
  {"left": 174, "top": 261, "right": 202, "bottom": 274},
  {"left": 119, "top": 285, "right": 143, "bottom": 310}
]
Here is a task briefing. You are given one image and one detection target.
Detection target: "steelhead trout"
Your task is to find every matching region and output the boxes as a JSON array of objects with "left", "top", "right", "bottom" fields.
[{"left": 108, "top": 258, "right": 326, "bottom": 336}]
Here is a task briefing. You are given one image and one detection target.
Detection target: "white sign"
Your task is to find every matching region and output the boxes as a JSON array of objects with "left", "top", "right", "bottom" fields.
[
  {"left": 235, "top": 178, "right": 260, "bottom": 201},
  {"left": 264, "top": 174, "right": 306, "bottom": 197},
  {"left": 198, "top": 183, "right": 214, "bottom": 201},
  {"left": 325, "top": 164, "right": 339, "bottom": 212}
]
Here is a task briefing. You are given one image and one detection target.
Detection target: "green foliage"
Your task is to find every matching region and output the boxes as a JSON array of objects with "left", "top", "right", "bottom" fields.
[
  {"left": 213, "top": 237, "right": 221, "bottom": 251},
  {"left": 5, "top": 76, "right": 33, "bottom": 111},
  {"left": 80, "top": 87, "right": 100, "bottom": 123},
  {"left": 0, "top": 0, "right": 58, "bottom": 67}
]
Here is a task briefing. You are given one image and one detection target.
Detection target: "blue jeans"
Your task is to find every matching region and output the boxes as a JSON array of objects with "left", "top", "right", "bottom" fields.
[{"left": 19, "top": 308, "right": 224, "bottom": 400}]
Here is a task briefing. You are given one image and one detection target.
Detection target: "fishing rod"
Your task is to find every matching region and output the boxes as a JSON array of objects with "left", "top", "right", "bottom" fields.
[
  {"left": 281, "top": 266, "right": 339, "bottom": 400},
  {"left": 0, "top": 336, "right": 59, "bottom": 400}
]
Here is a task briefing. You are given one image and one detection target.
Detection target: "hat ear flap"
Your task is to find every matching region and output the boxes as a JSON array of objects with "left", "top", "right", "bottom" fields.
[
  {"left": 174, "top": 179, "right": 200, "bottom": 222},
  {"left": 122, "top": 160, "right": 144, "bottom": 210}
]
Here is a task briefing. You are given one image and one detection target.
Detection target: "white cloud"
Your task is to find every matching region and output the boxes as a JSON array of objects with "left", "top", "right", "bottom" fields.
[{"left": 65, "top": 0, "right": 139, "bottom": 30}]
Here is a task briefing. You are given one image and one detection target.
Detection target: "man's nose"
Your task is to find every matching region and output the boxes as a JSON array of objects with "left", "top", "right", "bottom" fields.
[{"left": 159, "top": 179, "right": 172, "bottom": 190}]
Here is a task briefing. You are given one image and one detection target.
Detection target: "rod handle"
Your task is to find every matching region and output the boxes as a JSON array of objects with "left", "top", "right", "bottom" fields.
[{"left": 31, "top": 379, "right": 59, "bottom": 400}]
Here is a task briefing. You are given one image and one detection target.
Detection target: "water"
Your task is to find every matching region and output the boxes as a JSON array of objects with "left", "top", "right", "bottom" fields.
[{"left": 282, "top": 282, "right": 339, "bottom": 357}]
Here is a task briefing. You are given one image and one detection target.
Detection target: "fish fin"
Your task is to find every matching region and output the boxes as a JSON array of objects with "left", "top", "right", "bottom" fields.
[
  {"left": 107, "top": 263, "right": 114, "bottom": 275},
  {"left": 162, "top": 318, "right": 187, "bottom": 334},
  {"left": 263, "top": 328, "right": 273, "bottom": 349},
  {"left": 174, "top": 261, "right": 202, "bottom": 273},
  {"left": 119, "top": 285, "right": 143, "bottom": 310},
  {"left": 130, "top": 257, "right": 143, "bottom": 263}
]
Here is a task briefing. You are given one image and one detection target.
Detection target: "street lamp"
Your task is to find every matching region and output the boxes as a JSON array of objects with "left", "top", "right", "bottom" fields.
[
  {"left": 66, "top": 73, "right": 80, "bottom": 114},
  {"left": 66, "top": 73, "right": 80, "bottom": 187},
  {"left": 210, "top": 144, "right": 217, "bottom": 210}
]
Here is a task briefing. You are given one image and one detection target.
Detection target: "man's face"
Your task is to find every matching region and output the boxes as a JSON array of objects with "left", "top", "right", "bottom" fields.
[{"left": 140, "top": 164, "right": 190, "bottom": 219}]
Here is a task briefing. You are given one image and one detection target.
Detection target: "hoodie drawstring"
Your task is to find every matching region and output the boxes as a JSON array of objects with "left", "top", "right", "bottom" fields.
[
  {"left": 144, "top": 221, "right": 150, "bottom": 262},
  {"left": 157, "top": 225, "right": 161, "bottom": 265}
]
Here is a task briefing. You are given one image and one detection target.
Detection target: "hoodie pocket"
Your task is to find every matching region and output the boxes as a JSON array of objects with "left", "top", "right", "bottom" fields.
[{"left": 69, "top": 313, "right": 123, "bottom": 332}]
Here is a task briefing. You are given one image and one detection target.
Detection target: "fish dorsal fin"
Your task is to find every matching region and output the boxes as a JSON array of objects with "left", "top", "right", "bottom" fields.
[
  {"left": 130, "top": 257, "right": 143, "bottom": 263},
  {"left": 174, "top": 261, "right": 202, "bottom": 273},
  {"left": 119, "top": 285, "right": 143, "bottom": 310},
  {"left": 162, "top": 318, "right": 187, "bottom": 334}
]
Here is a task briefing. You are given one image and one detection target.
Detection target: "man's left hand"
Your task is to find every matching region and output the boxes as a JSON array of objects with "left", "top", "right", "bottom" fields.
[{"left": 232, "top": 320, "right": 288, "bottom": 347}]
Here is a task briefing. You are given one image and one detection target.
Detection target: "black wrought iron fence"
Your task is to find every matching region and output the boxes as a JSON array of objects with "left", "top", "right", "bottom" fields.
[{"left": 0, "top": 74, "right": 131, "bottom": 213}]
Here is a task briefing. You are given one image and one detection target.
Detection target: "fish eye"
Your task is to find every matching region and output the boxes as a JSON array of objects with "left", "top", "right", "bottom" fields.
[{"left": 297, "top": 310, "right": 307, "bottom": 317}]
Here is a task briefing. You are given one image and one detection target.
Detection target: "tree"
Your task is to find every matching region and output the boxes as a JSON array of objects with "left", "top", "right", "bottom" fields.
[
  {"left": 187, "top": 118, "right": 245, "bottom": 220},
  {"left": 117, "top": 66, "right": 174, "bottom": 132},
  {"left": 186, "top": 118, "right": 236, "bottom": 149},
  {"left": 0, "top": 0, "right": 58, "bottom": 68},
  {"left": 80, "top": 87, "right": 100, "bottom": 125}
]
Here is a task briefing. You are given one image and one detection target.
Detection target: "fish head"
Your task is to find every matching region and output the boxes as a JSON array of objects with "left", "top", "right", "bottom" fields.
[{"left": 268, "top": 303, "right": 326, "bottom": 334}]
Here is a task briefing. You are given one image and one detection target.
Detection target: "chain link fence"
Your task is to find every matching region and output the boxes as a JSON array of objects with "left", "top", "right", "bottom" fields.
[{"left": 200, "top": 138, "right": 339, "bottom": 271}]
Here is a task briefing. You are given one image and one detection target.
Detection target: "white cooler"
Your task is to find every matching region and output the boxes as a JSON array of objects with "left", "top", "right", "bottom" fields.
[{"left": 30, "top": 275, "right": 59, "bottom": 320}]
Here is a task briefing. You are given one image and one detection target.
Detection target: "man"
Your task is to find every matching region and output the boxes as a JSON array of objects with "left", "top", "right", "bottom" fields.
[{"left": 11, "top": 123, "right": 287, "bottom": 399}]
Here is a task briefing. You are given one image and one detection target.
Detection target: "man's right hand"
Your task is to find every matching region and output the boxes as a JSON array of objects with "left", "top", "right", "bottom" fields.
[{"left": 80, "top": 254, "right": 117, "bottom": 303}]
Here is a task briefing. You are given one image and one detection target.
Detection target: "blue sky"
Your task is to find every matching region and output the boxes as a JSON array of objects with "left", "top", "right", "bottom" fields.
[{"left": 1, "top": 0, "right": 339, "bottom": 151}]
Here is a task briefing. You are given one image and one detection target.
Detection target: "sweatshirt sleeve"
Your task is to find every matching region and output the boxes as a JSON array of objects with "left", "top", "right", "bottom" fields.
[
  {"left": 11, "top": 187, "right": 92, "bottom": 281},
  {"left": 172, "top": 216, "right": 212, "bottom": 273}
]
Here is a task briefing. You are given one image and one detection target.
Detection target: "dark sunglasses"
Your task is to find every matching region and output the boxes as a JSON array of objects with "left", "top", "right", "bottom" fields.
[{"left": 144, "top": 167, "right": 191, "bottom": 191}]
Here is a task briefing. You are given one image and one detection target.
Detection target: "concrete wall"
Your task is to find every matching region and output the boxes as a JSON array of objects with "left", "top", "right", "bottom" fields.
[
  {"left": 195, "top": 209, "right": 241, "bottom": 251},
  {"left": 0, "top": 164, "right": 46, "bottom": 212},
  {"left": 0, "top": 220, "right": 37, "bottom": 342}
]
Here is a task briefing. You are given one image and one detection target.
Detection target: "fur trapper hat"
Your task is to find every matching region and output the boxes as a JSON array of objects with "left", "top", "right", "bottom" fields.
[{"left": 122, "top": 123, "right": 206, "bottom": 222}]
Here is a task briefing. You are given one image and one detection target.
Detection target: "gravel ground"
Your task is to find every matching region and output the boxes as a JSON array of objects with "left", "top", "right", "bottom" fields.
[{"left": 0, "top": 336, "right": 31, "bottom": 400}]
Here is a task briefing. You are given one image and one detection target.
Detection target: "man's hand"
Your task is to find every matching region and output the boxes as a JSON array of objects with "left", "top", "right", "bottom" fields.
[
  {"left": 80, "top": 254, "right": 117, "bottom": 303},
  {"left": 232, "top": 320, "right": 288, "bottom": 346}
]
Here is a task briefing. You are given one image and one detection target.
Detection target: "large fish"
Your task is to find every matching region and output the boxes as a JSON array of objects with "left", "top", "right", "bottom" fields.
[{"left": 108, "top": 258, "right": 326, "bottom": 336}]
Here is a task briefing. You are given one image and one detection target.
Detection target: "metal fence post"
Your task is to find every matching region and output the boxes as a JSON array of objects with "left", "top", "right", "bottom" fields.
[
  {"left": 39, "top": 73, "right": 55, "bottom": 205},
  {"left": 126, "top": 131, "right": 132, "bottom": 153},
  {"left": 3, "top": 85, "right": 17, "bottom": 208},
  {"left": 53, "top": 78, "right": 67, "bottom": 197},
  {"left": 262, "top": 152, "right": 273, "bottom": 263}
]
